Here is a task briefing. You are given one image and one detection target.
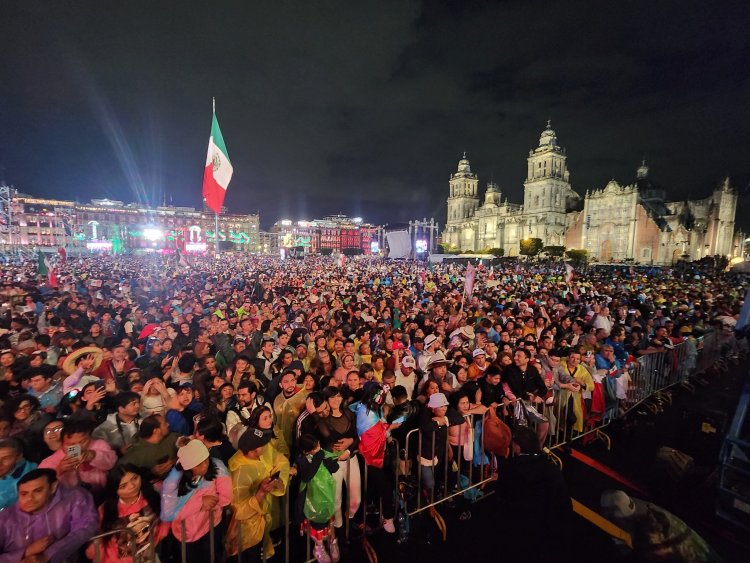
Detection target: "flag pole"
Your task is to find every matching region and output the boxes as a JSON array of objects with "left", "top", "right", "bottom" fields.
[
  {"left": 215, "top": 212, "right": 220, "bottom": 258},
  {"left": 213, "top": 97, "right": 219, "bottom": 259}
]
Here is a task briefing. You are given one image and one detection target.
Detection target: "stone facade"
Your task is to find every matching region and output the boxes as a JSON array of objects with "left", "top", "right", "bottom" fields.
[{"left": 442, "top": 124, "right": 738, "bottom": 264}]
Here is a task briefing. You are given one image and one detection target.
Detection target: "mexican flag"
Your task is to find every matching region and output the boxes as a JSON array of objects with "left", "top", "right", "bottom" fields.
[
  {"left": 202, "top": 107, "right": 233, "bottom": 214},
  {"left": 37, "top": 252, "right": 57, "bottom": 286}
]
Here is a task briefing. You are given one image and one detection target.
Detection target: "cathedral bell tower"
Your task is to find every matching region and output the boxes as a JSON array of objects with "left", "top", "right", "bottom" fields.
[
  {"left": 522, "top": 121, "right": 574, "bottom": 243},
  {"left": 446, "top": 153, "right": 479, "bottom": 225}
]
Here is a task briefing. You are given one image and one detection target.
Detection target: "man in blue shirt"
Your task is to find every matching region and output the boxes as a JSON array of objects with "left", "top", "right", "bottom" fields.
[{"left": 0, "top": 438, "right": 37, "bottom": 509}]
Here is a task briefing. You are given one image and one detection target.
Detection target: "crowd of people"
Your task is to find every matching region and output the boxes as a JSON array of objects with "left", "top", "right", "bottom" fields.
[{"left": 0, "top": 252, "right": 744, "bottom": 563}]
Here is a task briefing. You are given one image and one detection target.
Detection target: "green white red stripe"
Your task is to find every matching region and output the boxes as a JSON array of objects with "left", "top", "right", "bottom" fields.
[{"left": 202, "top": 110, "right": 233, "bottom": 214}]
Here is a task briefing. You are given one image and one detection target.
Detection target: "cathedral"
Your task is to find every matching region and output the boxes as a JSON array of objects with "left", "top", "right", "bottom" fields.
[{"left": 441, "top": 122, "right": 738, "bottom": 264}]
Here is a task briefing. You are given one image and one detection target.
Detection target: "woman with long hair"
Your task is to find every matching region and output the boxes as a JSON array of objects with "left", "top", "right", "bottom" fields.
[
  {"left": 226, "top": 355, "right": 259, "bottom": 391},
  {"left": 86, "top": 464, "right": 168, "bottom": 563},
  {"left": 160, "top": 440, "right": 231, "bottom": 562},
  {"left": 318, "top": 386, "right": 361, "bottom": 529}
]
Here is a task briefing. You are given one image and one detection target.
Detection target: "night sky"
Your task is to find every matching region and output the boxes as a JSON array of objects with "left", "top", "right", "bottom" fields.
[{"left": 2, "top": 1, "right": 748, "bottom": 230}]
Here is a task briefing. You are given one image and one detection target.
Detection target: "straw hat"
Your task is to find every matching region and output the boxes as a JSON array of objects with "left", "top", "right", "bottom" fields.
[
  {"left": 62, "top": 346, "right": 104, "bottom": 376},
  {"left": 426, "top": 350, "right": 453, "bottom": 370}
]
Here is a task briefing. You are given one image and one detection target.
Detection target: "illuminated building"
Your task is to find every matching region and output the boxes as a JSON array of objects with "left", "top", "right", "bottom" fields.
[
  {"left": 271, "top": 214, "right": 379, "bottom": 255},
  {"left": 442, "top": 122, "right": 739, "bottom": 264},
  {"left": 2, "top": 193, "right": 260, "bottom": 253}
]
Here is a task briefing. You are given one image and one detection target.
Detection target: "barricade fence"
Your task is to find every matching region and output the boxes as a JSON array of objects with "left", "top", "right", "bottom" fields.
[{"left": 98, "top": 329, "right": 741, "bottom": 563}]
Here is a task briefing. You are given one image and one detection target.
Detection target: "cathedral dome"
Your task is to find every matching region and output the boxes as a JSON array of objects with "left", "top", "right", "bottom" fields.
[
  {"left": 457, "top": 152, "right": 471, "bottom": 173},
  {"left": 538, "top": 120, "right": 558, "bottom": 147}
]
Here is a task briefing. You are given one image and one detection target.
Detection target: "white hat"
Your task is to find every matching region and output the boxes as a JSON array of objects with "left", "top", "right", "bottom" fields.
[
  {"left": 401, "top": 356, "right": 416, "bottom": 368},
  {"left": 600, "top": 490, "right": 644, "bottom": 519},
  {"left": 426, "top": 350, "right": 452, "bottom": 370},
  {"left": 472, "top": 348, "right": 486, "bottom": 358},
  {"left": 424, "top": 334, "right": 438, "bottom": 348},
  {"left": 427, "top": 392, "right": 449, "bottom": 409},
  {"left": 460, "top": 326, "right": 475, "bottom": 339},
  {"left": 177, "top": 439, "right": 210, "bottom": 470}
]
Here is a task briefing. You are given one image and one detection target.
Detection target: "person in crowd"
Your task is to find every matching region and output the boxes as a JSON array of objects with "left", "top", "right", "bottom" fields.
[
  {"left": 160, "top": 439, "right": 232, "bottom": 562},
  {"left": 295, "top": 433, "right": 340, "bottom": 563},
  {"left": 226, "top": 380, "right": 267, "bottom": 448},
  {"left": 227, "top": 427, "right": 290, "bottom": 562},
  {"left": 272, "top": 369, "right": 308, "bottom": 457},
  {"left": 424, "top": 351, "right": 455, "bottom": 395},
  {"left": 352, "top": 382, "right": 397, "bottom": 533},
  {"left": 596, "top": 343, "right": 630, "bottom": 412},
  {"left": 85, "top": 464, "right": 168, "bottom": 563},
  {"left": 32, "top": 419, "right": 63, "bottom": 464},
  {"left": 295, "top": 392, "right": 329, "bottom": 448},
  {"left": 166, "top": 383, "right": 200, "bottom": 435},
  {"left": 448, "top": 389, "right": 489, "bottom": 520},
  {"left": 417, "top": 392, "right": 461, "bottom": 500},
  {"left": 141, "top": 377, "right": 172, "bottom": 417},
  {"left": 195, "top": 417, "right": 236, "bottom": 465},
  {"left": 317, "top": 386, "right": 361, "bottom": 529},
  {"left": 27, "top": 370, "right": 63, "bottom": 413},
  {"left": 503, "top": 348, "right": 550, "bottom": 445},
  {"left": 121, "top": 414, "right": 180, "bottom": 482},
  {"left": 3, "top": 394, "right": 50, "bottom": 452},
  {"left": 394, "top": 355, "right": 418, "bottom": 400},
  {"left": 0, "top": 437, "right": 37, "bottom": 509},
  {"left": 552, "top": 349, "right": 594, "bottom": 434},
  {"left": 93, "top": 391, "right": 142, "bottom": 453},
  {"left": 94, "top": 344, "right": 135, "bottom": 389},
  {"left": 39, "top": 417, "right": 117, "bottom": 501},
  {"left": 0, "top": 468, "right": 99, "bottom": 563}
]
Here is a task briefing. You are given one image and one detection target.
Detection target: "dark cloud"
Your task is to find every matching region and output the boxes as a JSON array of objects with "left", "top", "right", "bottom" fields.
[{"left": 1, "top": 0, "right": 748, "bottom": 230}]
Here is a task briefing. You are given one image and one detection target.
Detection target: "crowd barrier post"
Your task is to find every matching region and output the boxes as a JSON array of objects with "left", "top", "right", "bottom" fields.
[
  {"left": 89, "top": 527, "right": 138, "bottom": 563},
  {"left": 284, "top": 480, "right": 290, "bottom": 563},
  {"left": 237, "top": 511, "right": 244, "bottom": 563},
  {"left": 429, "top": 427, "right": 436, "bottom": 505},
  {"left": 443, "top": 427, "right": 450, "bottom": 500},
  {"left": 180, "top": 520, "right": 187, "bottom": 563},
  {"left": 208, "top": 509, "right": 216, "bottom": 563},
  {"left": 344, "top": 449, "right": 359, "bottom": 543}
]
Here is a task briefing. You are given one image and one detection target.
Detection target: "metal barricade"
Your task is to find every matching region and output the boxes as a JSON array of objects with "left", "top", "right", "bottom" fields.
[
  {"left": 399, "top": 410, "right": 499, "bottom": 518},
  {"left": 90, "top": 527, "right": 139, "bottom": 563}
]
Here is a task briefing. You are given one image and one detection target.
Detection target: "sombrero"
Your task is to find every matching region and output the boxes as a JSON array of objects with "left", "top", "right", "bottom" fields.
[{"left": 62, "top": 346, "right": 104, "bottom": 375}]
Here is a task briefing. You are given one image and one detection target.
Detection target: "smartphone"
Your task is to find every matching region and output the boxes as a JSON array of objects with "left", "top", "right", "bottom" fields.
[
  {"left": 66, "top": 444, "right": 81, "bottom": 459},
  {"left": 94, "top": 380, "right": 106, "bottom": 391},
  {"left": 269, "top": 470, "right": 281, "bottom": 481}
]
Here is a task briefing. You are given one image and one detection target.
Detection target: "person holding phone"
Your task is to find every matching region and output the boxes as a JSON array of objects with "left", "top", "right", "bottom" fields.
[
  {"left": 227, "top": 428, "right": 290, "bottom": 562},
  {"left": 39, "top": 418, "right": 117, "bottom": 503}
]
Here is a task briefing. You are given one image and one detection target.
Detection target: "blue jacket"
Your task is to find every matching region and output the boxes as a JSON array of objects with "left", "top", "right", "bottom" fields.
[{"left": 0, "top": 459, "right": 37, "bottom": 509}]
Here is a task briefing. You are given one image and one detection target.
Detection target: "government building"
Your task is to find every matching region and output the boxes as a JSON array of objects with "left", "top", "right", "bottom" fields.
[{"left": 441, "top": 123, "right": 739, "bottom": 264}]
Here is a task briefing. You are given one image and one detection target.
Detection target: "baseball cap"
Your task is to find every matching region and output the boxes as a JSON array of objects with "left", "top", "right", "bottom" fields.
[
  {"left": 238, "top": 427, "right": 272, "bottom": 453},
  {"left": 401, "top": 356, "right": 416, "bottom": 368},
  {"left": 472, "top": 348, "right": 486, "bottom": 358}
]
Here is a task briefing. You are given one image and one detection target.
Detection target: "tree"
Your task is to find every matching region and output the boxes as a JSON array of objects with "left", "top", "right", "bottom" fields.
[
  {"left": 440, "top": 243, "right": 461, "bottom": 255},
  {"left": 519, "top": 238, "right": 543, "bottom": 257},
  {"left": 565, "top": 248, "right": 589, "bottom": 264},
  {"left": 542, "top": 245, "right": 565, "bottom": 258},
  {"left": 487, "top": 247, "right": 505, "bottom": 258}
]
